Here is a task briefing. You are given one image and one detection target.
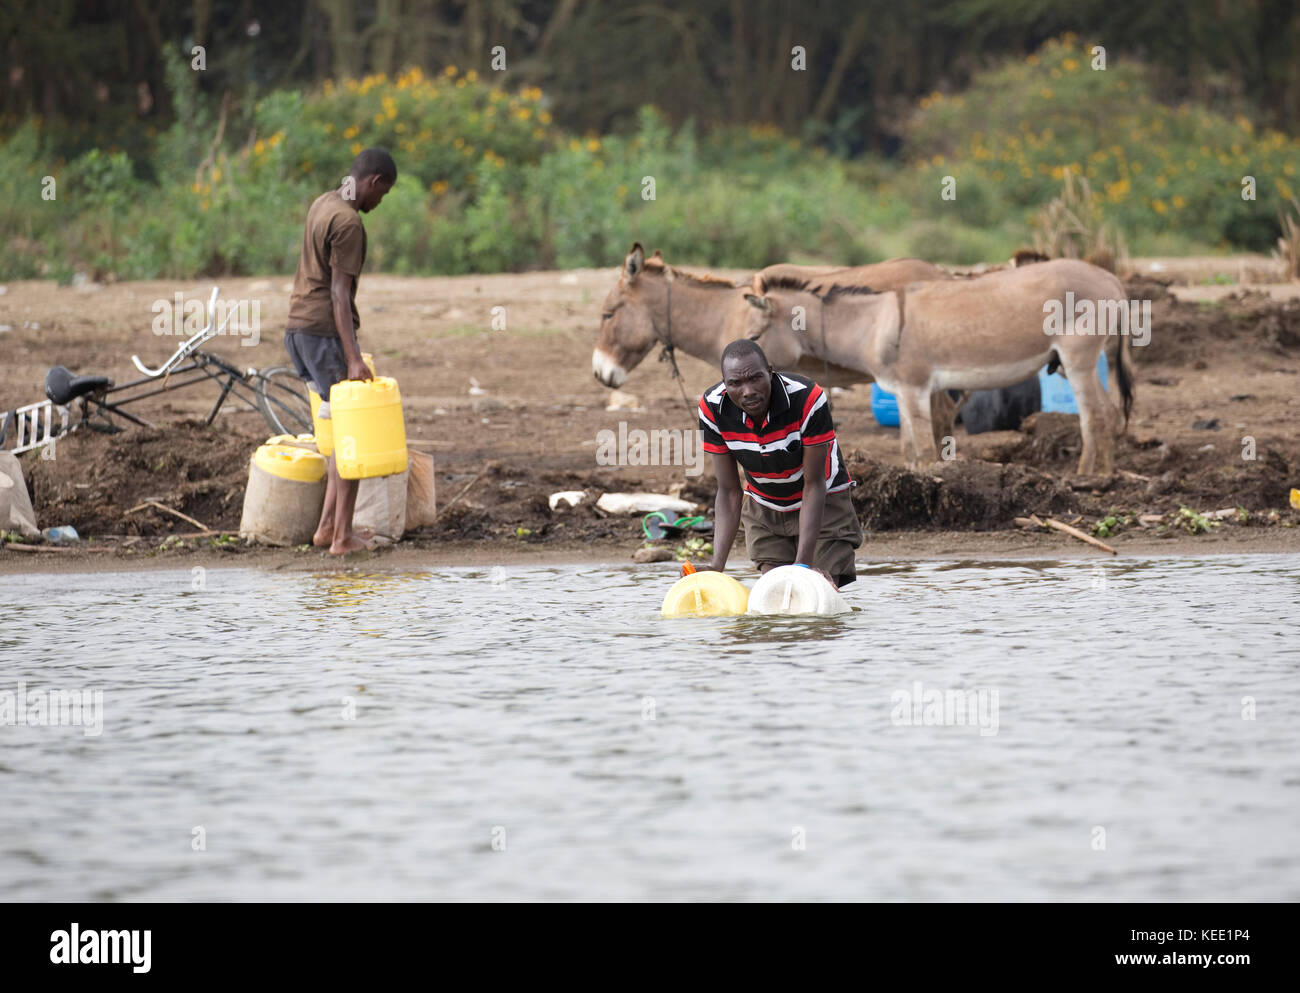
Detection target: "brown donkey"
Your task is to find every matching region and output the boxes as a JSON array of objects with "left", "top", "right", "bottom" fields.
[
  {"left": 741, "top": 259, "right": 1134, "bottom": 474},
  {"left": 591, "top": 244, "right": 958, "bottom": 440}
]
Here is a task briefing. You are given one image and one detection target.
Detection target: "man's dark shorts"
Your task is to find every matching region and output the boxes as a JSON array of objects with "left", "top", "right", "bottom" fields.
[
  {"left": 741, "top": 488, "right": 864, "bottom": 587},
  {"left": 284, "top": 331, "right": 349, "bottom": 409}
]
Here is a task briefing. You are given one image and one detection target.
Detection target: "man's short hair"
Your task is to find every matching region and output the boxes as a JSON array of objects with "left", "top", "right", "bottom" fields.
[
  {"left": 350, "top": 147, "right": 397, "bottom": 184},
  {"left": 721, "top": 338, "right": 768, "bottom": 371}
]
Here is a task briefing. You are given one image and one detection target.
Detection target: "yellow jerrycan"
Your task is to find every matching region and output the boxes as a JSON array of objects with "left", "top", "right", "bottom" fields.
[
  {"left": 310, "top": 353, "right": 375, "bottom": 458},
  {"left": 329, "top": 375, "right": 408, "bottom": 479},
  {"left": 661, "top": 571, "right": 751, "bottom": 618},
  {"left": 239, "top": 444, "right": 328, "bottom": 546}
]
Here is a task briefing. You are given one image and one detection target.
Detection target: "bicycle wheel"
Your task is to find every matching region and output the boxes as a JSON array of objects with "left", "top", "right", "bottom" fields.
[{"left": 255, "top": 366, "right": 313, "bottom": 436}]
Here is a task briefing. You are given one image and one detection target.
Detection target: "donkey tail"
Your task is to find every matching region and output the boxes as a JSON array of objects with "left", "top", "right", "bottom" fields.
[{"left": 1113, "top": 327, "right": 1134, "bottom": 432}]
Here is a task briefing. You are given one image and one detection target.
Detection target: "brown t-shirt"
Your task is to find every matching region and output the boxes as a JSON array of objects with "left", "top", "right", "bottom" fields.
[{"left": 285, "top": 190, "right": 367, "bottom": 337}]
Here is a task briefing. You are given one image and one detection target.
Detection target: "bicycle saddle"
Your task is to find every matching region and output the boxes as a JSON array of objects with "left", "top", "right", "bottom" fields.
[{"left": 45, "top": 366, "right": 113, "bottom": 405}]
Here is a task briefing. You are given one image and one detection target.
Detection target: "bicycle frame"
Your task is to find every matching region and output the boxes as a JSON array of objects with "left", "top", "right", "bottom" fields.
[{"left": 98, "top": 350, "right": 268, "bottom": 426}]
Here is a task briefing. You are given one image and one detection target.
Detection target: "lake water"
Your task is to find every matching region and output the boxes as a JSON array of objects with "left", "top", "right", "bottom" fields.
[{"left": 3, "top": 556, "right": 1298, "bottom": 901}]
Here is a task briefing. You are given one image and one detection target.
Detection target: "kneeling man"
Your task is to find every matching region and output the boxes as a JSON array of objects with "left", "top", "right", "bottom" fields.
[{"left": 697, "top": 340, "right": 863, "bottom": 587}]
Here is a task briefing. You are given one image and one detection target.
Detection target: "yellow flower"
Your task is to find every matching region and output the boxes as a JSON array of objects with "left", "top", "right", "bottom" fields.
[
  {"left": 254, "top": 140, "right": 266, "bottom": 156},
  {"left": 586, "top": 137, "right": 599, "bottom": 152},
  {"left": 515, "top": 107, "right": 531, "bottom": 120},
  {"left": 1026, "top": 54, "right": 1039, "bottom": 65},
  {"left": 465, "top": 70, "right": 478, "bottom": 83},
  {"left": 1040, "top": 87, "right": 1054, "bottom": 99},
  {"left": 269, "top": 131, "right": 283, "bottom": 147},
  {"left": 1063, "top": 58, "right": 1079, "bottom": 72},
  {"left": 351, "top": 142, "right": 362, "bottom": 155},
  {"left": 191, "top": 181, "right": 201, "bottom": 194},
  {"left": 432, "top": 180, "right": 449, "bottom": 195},
  {"left": 1152, "top": 199, "right": 1167, "bottom": 214},
  {"left": 373, "top": 114, "right": 385, "bottom": 125},
  {"left": 200, "top": 199, "right": 210, "bottom": 211},
  {"left": 616, "top": 184, "right": 628, "bottom": 198},
  {"left": 1171, "top": 195, "right": 1186, "bottom": 209},
  {"left": 931, "top": 154, "right": 945, "bottom": 166},
  {"left": 343, "top": 125, "right": 359, "bottom": 139},
  {"left": 444, "top": 65, "right": 457, "bottom": 77},
  {"left": 212, "top": 166, "right": 222, "bottom": 182}
]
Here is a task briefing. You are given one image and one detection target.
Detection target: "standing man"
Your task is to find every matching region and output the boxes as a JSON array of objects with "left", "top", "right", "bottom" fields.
[
  {"left": 283, "top": 147, "right": 396, "bottom": 555},
  {"left": 697, "top": 339, "right": 863, "bottom": 587}
]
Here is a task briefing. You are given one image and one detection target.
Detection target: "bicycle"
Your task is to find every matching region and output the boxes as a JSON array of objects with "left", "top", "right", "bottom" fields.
[{"left": 1, "top": 287, "right": 312, "bottom": 455}]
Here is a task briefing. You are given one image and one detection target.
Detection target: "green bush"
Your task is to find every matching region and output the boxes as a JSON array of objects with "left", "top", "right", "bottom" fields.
[{"left": 904, "top": 34, "right": 1300, "bottom": 253}]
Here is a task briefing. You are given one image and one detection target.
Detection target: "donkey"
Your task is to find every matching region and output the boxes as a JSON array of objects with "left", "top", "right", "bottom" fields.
[
  {"left": 740, "top": 259, "right": 1134, "bottom": 475},
  {"left": 591, "top": 244, "right": 958, "bottom": 442}
]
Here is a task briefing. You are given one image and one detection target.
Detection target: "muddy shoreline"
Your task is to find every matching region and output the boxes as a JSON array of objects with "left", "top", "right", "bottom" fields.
[{"left": 6, "top": 523, "right": 1299, "bottom": 576}]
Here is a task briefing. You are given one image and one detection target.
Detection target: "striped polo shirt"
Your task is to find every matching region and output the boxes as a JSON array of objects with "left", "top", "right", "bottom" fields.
[{"left": 698, "top": 371, "right": 853, "bottom": 511}]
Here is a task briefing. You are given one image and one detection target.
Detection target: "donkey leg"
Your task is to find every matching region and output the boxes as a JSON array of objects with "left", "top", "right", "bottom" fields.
[
  {"left": 898, "top": 386, "right": 939, "bottom": 468},
  {"left": 1066, "top": 359, "right": 1111, "bottom": 475},
  {"left": 929, "top": 390, "right": 957, "bottom": 453}
]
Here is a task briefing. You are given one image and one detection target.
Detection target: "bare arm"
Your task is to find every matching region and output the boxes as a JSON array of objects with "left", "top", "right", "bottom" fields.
[
  {"left": 794, "top": 442, "right": 829, "bottom": 567},
  {"left": 707, "top": 452, "right": 743, "bottom": 572},
  {"left": 331, "top": 268, "right": 372, "bottom": 381}
]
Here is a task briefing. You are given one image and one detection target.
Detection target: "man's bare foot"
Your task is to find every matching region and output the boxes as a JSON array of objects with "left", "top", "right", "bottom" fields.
[
  {"left": 315, "top": 524, "right": 373, "bottom": 548},
  {"left": 329, "top": 532, "right": 373, "bottom": 555}
]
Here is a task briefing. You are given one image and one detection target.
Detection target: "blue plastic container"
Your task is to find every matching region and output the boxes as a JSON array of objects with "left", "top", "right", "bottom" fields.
[
  {"left": 870, "top": 383, "right": 900, "bottom": 427},
  {"left": 1038, "top": 352, "right": 1109, "bottom": 414}
]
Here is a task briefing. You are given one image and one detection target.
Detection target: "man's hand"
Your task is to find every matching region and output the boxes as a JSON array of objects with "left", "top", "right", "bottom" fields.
[{"left": 346, "top": 356, "right": 373, "bottom": 382}]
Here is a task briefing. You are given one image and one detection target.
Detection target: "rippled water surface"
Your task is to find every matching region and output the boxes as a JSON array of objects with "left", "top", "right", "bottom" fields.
[{"left": 4, "top": 556, "right": 1299, "bottom": 901}]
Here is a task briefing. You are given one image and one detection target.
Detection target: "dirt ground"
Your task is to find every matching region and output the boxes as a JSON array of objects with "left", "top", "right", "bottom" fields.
[{"left": 2, "top": 260, "right": 1299, "bottom": 573}]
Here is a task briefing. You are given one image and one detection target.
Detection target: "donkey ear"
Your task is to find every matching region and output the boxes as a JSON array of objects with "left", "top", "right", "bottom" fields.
[
  {"left": 624, "top": 243, "right": 645, "bottom": 281},
  {"left": 744, "top": 293, "right": 773, "bottom": 313},
  {"left": 751, "top": 273, "right": 768, "bottom": 294},
  {"left": 650, "top": 249, "right": 663, "bottom": 261}
]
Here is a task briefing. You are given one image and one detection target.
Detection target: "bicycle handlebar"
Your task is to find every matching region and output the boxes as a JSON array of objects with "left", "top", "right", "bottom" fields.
[{"left": 130, "top": 286, "right": 230, "bottom": 377}]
